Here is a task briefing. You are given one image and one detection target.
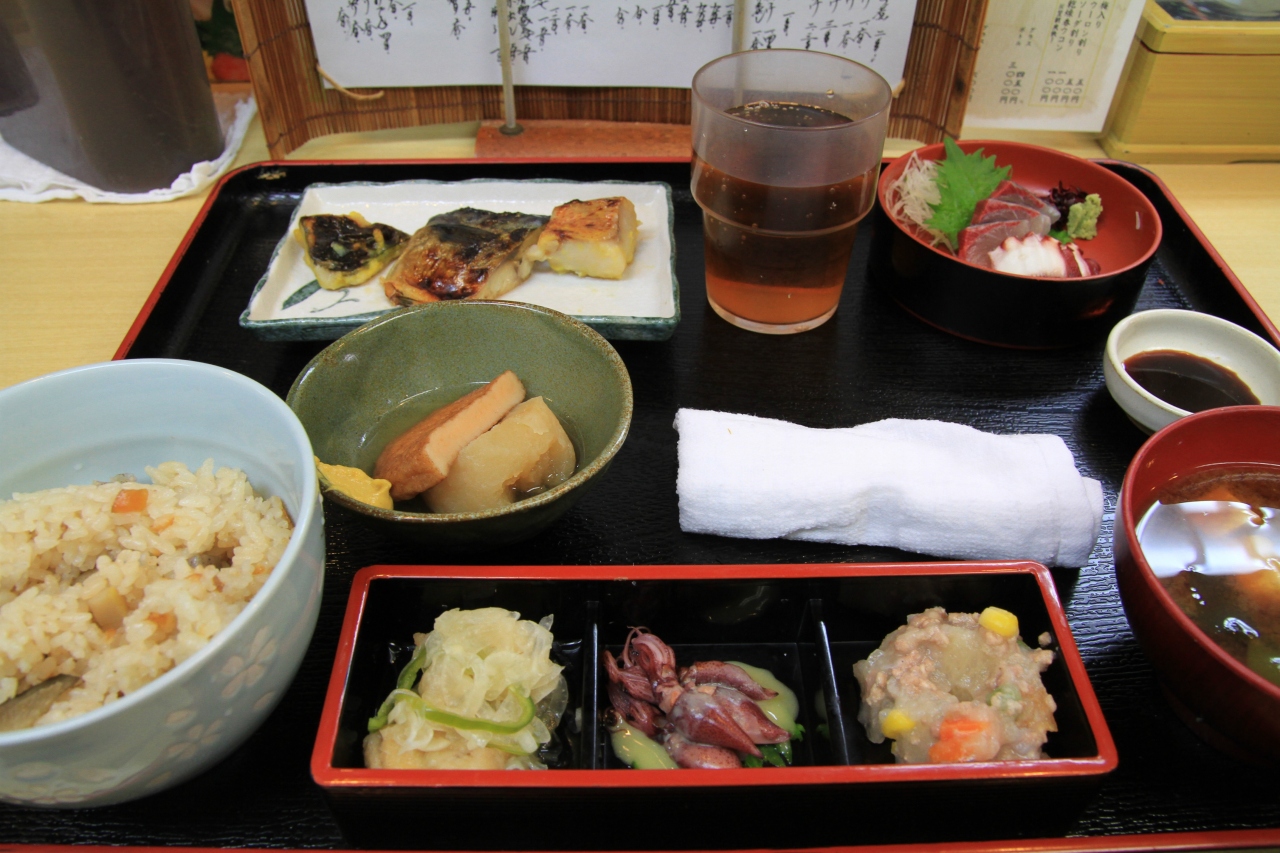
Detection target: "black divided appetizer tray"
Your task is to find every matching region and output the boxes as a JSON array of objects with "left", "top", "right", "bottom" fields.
[
  {"left": 5, "top": 158, "right": 1280, "bottom": 851},
  {"left": 314, "top": 563, "right": 1114, "bottom": 851}
]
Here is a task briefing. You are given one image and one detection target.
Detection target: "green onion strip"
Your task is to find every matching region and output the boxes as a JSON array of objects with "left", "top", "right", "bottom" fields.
[
  {"left": 368, "top": 687, "right": 535, "bottom": 735},
  {"left": 366, "top": 642, "right": 537, "bottom": 738}
]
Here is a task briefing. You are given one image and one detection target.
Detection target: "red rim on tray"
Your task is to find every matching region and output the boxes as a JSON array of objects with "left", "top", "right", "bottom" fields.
[{"left": 311, "top": 562, "right": 1116, "bottom": 850}]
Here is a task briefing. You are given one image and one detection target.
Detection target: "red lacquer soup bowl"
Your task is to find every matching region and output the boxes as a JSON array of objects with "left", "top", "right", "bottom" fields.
[
  {"left": 869, "top": 140, "right": 1162, "bottom": 349},
  {"left": 1115, "top": 404, "right": 1280, "bottom": 763}
]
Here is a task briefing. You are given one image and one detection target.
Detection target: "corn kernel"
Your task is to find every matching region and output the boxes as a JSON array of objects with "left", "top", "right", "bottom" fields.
[
  {"left": 881, "top": 708, "right": 915, "bottom": 739},
  {"left": 979, "top": 606, "right": 1019, "bottom": 638}
]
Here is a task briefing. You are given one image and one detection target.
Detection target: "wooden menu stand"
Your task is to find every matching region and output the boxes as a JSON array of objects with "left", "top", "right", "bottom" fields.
[
  {"left": 231, "top": 0, "right": 987, "bottom": 159},
  {"left": 475, "top": 120, "right": 692, "bottom": 160}
]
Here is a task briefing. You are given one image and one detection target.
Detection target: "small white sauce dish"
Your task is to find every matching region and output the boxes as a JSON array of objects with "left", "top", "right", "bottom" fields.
[{"left": 1104, "top": 308, "right": 1280, "bottom": 434}]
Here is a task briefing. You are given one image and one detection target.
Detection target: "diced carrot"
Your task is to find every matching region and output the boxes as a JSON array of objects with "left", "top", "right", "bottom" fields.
[
  {"left": 146, "top": 611, "right": 178, "bottom": 642},
  {"left": 112, "top": 488, "right": 148, "bottom": 514},
  {"left": 929, "top": 714, "right": 996, "bottom": 763},
  {"left": 929, "top": 737, "right": 972, "bottom": 763},
  {"left": 939, "top": 716, "right": 989, "bottom": 741}
]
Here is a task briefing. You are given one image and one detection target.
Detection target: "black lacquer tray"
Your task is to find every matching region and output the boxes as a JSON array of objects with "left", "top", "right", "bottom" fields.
[{"left": 5, "top": 158, "right": 1280, "bottom": 851}]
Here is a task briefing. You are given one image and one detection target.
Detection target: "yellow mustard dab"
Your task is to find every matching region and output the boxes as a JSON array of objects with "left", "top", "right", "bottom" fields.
[{"left": 315, "top": 458, "right": 394, "bottom": 510}]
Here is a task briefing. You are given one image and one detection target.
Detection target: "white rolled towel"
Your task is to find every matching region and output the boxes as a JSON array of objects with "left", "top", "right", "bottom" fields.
[{"left": 674, "top": 409, "right": 1103, "bottom": 568}]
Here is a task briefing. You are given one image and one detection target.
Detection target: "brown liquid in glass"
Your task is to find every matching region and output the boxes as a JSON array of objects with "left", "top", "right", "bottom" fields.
[
  {"left": 692, "top": 102, "right": 877, "bottom": 327},
  {"left": 1123, "top": 349, "right": 1259, "bottom": 412}
]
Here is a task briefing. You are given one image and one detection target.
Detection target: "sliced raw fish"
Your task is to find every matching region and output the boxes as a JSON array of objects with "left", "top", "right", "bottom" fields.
[
  {"left": 971, "top": 198, "right": 1053, "bottom": 236},
  {"left": 1066, "top": 241, "right": 1100, "bottom": 276},
  {"left": 988, "top": 234, "right": 1100, "bottom": 278},
  {"left": 989, "top": 180, "right": 1060, "bottom": 221},
  {"left": 957, "top": 219, "right": 1033, "bottom": 265}
]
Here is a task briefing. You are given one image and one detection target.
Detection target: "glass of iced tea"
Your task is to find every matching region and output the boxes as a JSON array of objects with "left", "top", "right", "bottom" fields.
[{"left": 691, "top": 50, "right": 892, "bottom": 334}]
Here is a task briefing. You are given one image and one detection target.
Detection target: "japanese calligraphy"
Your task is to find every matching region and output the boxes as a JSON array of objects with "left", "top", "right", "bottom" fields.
[
  {"left": 305, "top": 0, "right": 915, "bottom": 89},
  {"left": 965, "top": 0, "right": 1145, "bottom": 132}
]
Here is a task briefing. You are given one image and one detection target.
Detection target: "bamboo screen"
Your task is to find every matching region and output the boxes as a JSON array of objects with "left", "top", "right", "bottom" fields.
[{"left": 230, "top": 0, "right": 988, "bottom": 159}]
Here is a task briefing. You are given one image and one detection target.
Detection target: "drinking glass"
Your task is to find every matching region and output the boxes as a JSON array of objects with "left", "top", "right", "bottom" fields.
[{"left": 691, "top": 50, "right": 892, "bottom": 334}]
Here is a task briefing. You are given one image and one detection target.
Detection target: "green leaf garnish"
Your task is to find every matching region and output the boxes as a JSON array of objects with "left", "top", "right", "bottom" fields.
[
  {"left": 741, "top": 740, "right": 795, "bottom": 768},
  {"left": 925, "top": 138, "right": 1012, "bottom": 249},
  {"left": 757, "top": 743, "right": 790, "bottom": 767}
]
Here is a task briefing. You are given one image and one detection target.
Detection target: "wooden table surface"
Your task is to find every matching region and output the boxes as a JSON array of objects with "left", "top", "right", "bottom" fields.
[{"left": 2, "top": 117, "right": 1277, "bottom": 392}]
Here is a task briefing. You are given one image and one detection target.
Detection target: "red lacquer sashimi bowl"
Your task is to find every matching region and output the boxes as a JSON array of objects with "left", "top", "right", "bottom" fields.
[{"left": 869, "top": 140, "right": 1162, "bottom": 349}]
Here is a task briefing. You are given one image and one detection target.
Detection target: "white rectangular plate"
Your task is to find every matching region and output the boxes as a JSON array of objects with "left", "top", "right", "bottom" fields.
[{"left": 239, "top": 179, "right": 679, "bottom": 341}]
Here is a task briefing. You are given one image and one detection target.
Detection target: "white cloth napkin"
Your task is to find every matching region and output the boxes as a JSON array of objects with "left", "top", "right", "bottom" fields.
[
  {"left": 674, "top": 409, "right": 1103, "bottom": 567},
  {"left": 0, "top": 92, "right": 256, "bottom": 204}
]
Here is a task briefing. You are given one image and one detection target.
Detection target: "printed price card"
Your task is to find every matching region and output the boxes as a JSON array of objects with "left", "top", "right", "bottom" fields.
[
  {"left": 965, "top": 0, "right": 1146, "bottom": 132},
  {"left": 304, "top": 0, "right": 917, "bottom": 90}
]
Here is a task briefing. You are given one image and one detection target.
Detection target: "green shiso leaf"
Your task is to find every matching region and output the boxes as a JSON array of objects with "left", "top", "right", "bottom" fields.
[{"left": 925, "top": 138, "right": 1011, "bottom": 249}]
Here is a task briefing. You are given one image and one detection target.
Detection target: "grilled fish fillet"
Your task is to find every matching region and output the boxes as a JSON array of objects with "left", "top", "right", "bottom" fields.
[
  {"left": 526, "top": 196, "right": 639, "bottom": 280},
  {"left": 382, "top": 208, "right": 549, "bottom": 305},
  {"left": 296, "top": 212, "right": 409, "bottom": 290}
]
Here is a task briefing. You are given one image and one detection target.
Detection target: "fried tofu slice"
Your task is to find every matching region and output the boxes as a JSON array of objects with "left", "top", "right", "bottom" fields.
[
  {"left": 424, "top": 396, "right": 576, "bottom": 514},
  {"left": 373, "top": 370, "right": 526, "bottom": 500},
  {"left": 526, "top": 197, "right": 639, "bottom": 280},
  {"left": 382, "top": 208, "right": 548, "bottom": 305}
]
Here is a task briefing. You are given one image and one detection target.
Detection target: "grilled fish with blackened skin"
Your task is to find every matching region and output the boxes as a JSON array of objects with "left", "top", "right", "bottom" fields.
[
  {"left": 382, "top": 208, "right": 549, "bottom": 305},
  {"left": 296, "top": 212, "right": 410, "bottom": 291}
]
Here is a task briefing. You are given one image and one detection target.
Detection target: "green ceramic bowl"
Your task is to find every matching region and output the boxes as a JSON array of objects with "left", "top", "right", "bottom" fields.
[{"left": 287, "top": 301, "right": 632, "bottom": 549}]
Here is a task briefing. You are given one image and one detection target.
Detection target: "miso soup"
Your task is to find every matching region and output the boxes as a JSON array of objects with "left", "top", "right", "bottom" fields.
[{"left": 1136, "top": 464, "right": 1280, "bottom": 686}]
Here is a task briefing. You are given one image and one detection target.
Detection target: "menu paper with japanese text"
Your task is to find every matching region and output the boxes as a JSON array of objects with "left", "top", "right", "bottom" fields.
[
  {"left": 303, "top": 0, "right": 917, "bottom": 90},
  {"left": 965, "top": 0, "right": 1146, "bottom": 132}
]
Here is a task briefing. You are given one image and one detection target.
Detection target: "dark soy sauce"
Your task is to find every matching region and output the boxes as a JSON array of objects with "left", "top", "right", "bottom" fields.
[{"left": 1123, "top": 348, "right": 1260, "bottom": 412}]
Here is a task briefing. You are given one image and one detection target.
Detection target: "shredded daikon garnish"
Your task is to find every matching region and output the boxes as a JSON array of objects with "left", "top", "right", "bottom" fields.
[{"left": 885, "top": 151, "right": 949, "bottom": 248}]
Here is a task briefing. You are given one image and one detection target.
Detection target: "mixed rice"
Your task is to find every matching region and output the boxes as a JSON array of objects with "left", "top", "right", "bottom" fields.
[{"left": 0, "top": 460, "right": 293, "bottom": 727}]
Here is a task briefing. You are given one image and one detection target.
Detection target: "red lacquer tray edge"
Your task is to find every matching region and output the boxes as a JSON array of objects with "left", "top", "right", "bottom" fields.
[{"left": 19, "top": 827, "right": 1280, "bottom": 853}]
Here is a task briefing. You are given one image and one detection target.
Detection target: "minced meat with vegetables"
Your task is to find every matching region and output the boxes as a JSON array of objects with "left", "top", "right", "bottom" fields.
[{"left": 853, "top": 606, "right": 1057, "bottom": 764}]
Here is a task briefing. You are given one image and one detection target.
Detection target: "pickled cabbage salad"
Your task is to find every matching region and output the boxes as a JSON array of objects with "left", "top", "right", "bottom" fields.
[{"left": 364, "top": 607, "right": 568, "bottom": 770}]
